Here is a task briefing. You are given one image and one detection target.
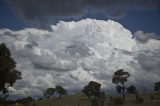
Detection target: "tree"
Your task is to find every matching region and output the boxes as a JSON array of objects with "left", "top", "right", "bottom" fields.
[
  {"left": 43, "top": 88, "right": 55, "bottom": 99},
  {"left": 82, "top": 85, "right": 92, "bottom": 99},
  {"left": 82, "top": 81, "right": 101, "bottom": 99},
  {"left": 55, "top": 86, "right": 67, "bottom": 99},
  {"left": 112, "top": 69, "right": 130, "bottom": 101},
  {"left": 154, "top": 81, "right": 160, "bottom": 92},
  {"left": 0, "top": 43, "right": 21, "bottom": 106},
  {"left": 21, "top": 96, "right": 34, "bottom": 106},
  {"left": 127, "top": 85, "right": 138, "bottom": 100},
  {"left": 127, "top": 85, "right": 137, "bottom": 94}
]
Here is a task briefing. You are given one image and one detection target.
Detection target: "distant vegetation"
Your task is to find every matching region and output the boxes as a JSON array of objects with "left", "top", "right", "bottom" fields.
[
  {"left": 0, "top": 43, "right": 160, "bottom": 106},
  {"left": 82, "top": 81, "right": 106, "bottom": 106},
  {"left": 55, "top": 86, "right": 67, "bottom": 99},
  {"left": 43, "top": 88, "right": 55, "bottom": 99},
  {"left": 44, "top": 86, "right": 67, "bottom": 99},
  {"left": 82, "top": 81, "right": 101, "bottom": 99}
]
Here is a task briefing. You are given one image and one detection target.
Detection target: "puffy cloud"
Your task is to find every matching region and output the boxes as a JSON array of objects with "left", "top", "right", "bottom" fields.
[
  {"left": 135, "top": 51, "right": 160, "bottom": 72},
  {"left": 8, "top": 0, "right": 160, "bottom": 29},
  {"left": 134, "top": 31, "right": 160, "bottom": 43},
  {"left": 0, "top": 19, "right": 160, "bottom": 99}
]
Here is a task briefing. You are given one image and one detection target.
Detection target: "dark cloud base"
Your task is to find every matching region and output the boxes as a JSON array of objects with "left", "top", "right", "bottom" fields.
[{"left": 8, "top": 0, "right": 160, "bottom": 29}]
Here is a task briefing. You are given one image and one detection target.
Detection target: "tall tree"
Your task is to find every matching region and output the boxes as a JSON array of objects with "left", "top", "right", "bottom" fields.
[
  {"left": 112, "top": 69, "right": 130, "bottom": 102},
  {"left": 55, "top": 86, "right": 67, "bottom": 99},
  {"left": 154, "top": 81, "right": 160, "bottom": 93},
  {"left": 0, "top": 43, "right": 21, "bottom": 106}
]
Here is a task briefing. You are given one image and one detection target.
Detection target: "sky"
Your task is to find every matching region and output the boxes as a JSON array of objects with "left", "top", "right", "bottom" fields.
[{"left": 0, "top": 0, "right": 160, "bottom": 99}]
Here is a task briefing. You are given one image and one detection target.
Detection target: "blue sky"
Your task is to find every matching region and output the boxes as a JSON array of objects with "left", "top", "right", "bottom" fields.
[
  {"left": 0, "top": 0, "right": 26, "bottom": 30},
  {"left": 0, "top": 0, "right": 160, "bottom": 34}
]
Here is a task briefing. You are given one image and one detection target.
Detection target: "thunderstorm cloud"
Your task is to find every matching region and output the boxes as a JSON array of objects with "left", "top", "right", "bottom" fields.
[
  {"left": 8, "top": 0, "right": 160, "bottom": 29},
  {"left": 0, "top": 19, "right": 160, "bottom": 99}
]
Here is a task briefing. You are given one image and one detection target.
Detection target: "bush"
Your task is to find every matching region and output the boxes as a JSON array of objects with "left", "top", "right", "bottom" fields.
[
  {"left": 135, "top": 96, "right": 144, "bottom": 104},
  {"left": 113, "top": 97, "right": 124, "bottom": 105}
]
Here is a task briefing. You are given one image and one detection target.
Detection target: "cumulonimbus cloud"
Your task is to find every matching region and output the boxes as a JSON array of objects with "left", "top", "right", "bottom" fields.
[
  {"left": 0, "top": 19, "right": 160, "bottom": 99},
  {"left": 7, "top": 0, "right": 160, "bottom": 29}
]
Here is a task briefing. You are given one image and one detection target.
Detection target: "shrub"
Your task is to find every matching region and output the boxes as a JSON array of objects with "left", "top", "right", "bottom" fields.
[
  {"left": 113, "top": 97, "right": 124, "bottom": 105},
  {"left": 135, "top": 96, "right": 144, "bottom": 104}
]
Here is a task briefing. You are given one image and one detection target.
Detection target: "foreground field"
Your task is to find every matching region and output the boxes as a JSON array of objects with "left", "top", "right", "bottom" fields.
[
  {"left": 32, "top": 94, "right": 90, "bottom": 106},
  {"left": 30, "top": 93, "right": 160, "bottom": 106},
  {"left": 4, "top": 93, "right": 160, "bottom": 106}
]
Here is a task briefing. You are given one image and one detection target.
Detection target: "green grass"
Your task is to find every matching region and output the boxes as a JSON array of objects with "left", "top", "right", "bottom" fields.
[
  {"left": 6, "top": 93, "right": 160, "bottom": 106},
  {"left": 122, "top": 102, "right": 160, "bottom": 106},
  {"left": 121, "top": 93, "right": 160, "bottom": 106},
  {"left": 32, "top": 93, "right": 91, "bottom": 106},
  {"left": 31, "top": 93, "right": 160, "bottom": 106}
]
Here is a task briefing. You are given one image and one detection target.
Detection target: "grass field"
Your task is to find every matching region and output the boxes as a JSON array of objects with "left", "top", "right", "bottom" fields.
[
  {"left": 3, "top": 93, "right": 160, "bottom": 106},
  {"left": 32, "top": 94, "right": 90, "bottom": 106}
]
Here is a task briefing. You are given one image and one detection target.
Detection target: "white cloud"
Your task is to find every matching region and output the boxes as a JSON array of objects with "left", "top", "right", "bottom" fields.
[
  {"left": 134, "top": 31, "right": 160, "bottom": 43},
  {"left": 0, "top": 19, "right": 160, "bottom": 98}
]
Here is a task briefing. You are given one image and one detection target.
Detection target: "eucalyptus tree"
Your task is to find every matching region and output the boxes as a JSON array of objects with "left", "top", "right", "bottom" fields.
[
  {"left": 112, "top": 69, "right": 130, "bottom": 101},
  {"left": 0, "top": 43, "right": 22, "bottom": 106}
]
